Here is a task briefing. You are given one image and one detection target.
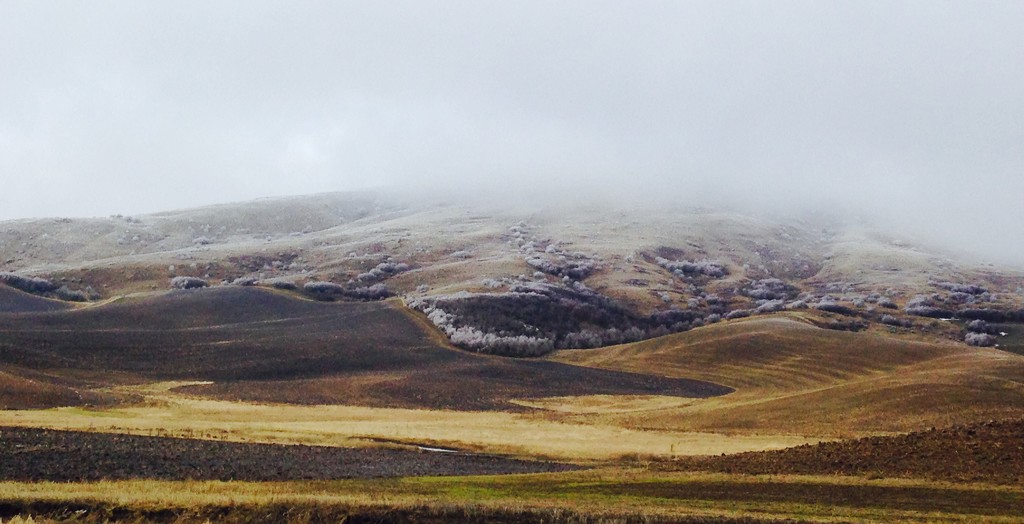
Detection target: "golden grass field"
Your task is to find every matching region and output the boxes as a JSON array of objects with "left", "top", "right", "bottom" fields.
[
  {"left": 550, "top": 315, "right": 1024, "bottom": 437},
  {"left": 0, "top": 382, "right": 816, "bottom": 462},
  {"left": 2, "top": 470, "right": 1024, "bottom": 523}
]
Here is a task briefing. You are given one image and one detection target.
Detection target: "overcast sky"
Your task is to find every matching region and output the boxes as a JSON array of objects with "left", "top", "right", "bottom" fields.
[{"left": 1, "top": 2, "right": 1022, "bottom": 263}]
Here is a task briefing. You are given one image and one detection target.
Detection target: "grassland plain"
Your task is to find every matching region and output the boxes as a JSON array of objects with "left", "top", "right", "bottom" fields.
[
  {"left": 1, "top": 471, "right": 1024, "bottom": 523},
  {"left": 0, "top": 387, "right": 817, "bottom": 461}
]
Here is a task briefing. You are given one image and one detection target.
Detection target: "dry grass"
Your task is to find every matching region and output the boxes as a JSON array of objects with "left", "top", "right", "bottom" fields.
[
  {"left": 549, "top": 316, "right": 1024, "bottom": 437},
  {"left": 510, "top": 394, "right": 697, "bottom": 414},
  {"left": 0, "top": 384, "right": 815, "bottom": 461},
  {"left": 2, "top": 470, "right": 1023, "bottom": 523}
]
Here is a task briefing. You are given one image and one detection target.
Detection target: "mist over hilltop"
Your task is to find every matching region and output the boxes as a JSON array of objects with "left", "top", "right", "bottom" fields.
[{"left": 1, "top": 2, "right": 1022, "bottom": 264}]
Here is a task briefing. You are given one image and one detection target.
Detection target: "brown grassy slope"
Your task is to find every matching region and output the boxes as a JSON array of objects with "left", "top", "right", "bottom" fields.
[
  {"left": 550, "top": 316, "right": 1024, "bottom": 435},
  {"left": 665, "top": 418, "right": 1024, "bottom": 484},
  {"left": 0, "top": 287, "right": 729, "bottom": 410},
  {"left": 0, "top": 365, "right": 134, "bottom": 410},
  {"left": 0, "top": 285, "right": 73, "bottom": 313},
  {"left": 0, "top": 371, "right": 89, "bottom": 409},
  {"left": 553, "top": 317, "right": 959, "bottom": 391}
]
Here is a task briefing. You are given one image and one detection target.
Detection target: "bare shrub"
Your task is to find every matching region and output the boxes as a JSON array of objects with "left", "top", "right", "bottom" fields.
[
  {"left": 724, "top": 309, "right": 751, "bottom": 320},
  {"left": 54, "top": 286, "right": 88, "bottom": 302},
  {"left": 824, "top": 320, "right": 869, "bottom": 332},
  {"left": 344, "top": 284, "right": 390, "bottom": 300},
  {"left": 905, "top": 295, "right": 954, "bottom": 318},
  {"left": 755, "top": 300, "right": 785, "bottom": 313},
  {"left": 170, "top": 276, "right": 209, "bottom": 290},
  {"left": 356, "top": 261, "right": 409, "bottom": 282},
  {"left": 932, "top": 281, "right": 987, "bottom": 295},
  {"left": 655, "top": 257, "right": 729, "bottom": 279},
  {"left": 957, "top": 308, "right": 1008, "bottom": 322},
  {"left": 303, "top": 281, "right": 345, "bottom": 294},
  {"left": 966, "top": 319, "right": 999, "bottom": 335},
  {"left": 906, "top": 306, "right": 954, "bottom": 318},
  {"left": 877, "top": 297, "right": 898, "bottom": 309},
  {"left": 815, "top": 301, "right": 856, "bottom": 316},
  {"left": 745, "top": 278, "right": 797, "bottom": 300},
  {"left": 965, "top": 332, "right": 997, "bottom": 347},
  {"left": 0, "top": 272, "right": 58, "bottom": 294},
  {"left": 525, "top": 256, "right": 597, "bottom": 280},
  {"left": 880, "top": 314, "right": 913, "bottom": 328}
]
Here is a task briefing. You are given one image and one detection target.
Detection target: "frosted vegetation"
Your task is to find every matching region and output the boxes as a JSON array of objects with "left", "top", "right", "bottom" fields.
[
  {"left": 2, "top": 194, "right": 1023, "bottom": 355},
  {"left": 1, "top": 272, "right": 95, "bottom": 302},
  {"left": 409, "top": 281, "right": 706, "bottom": 357}
]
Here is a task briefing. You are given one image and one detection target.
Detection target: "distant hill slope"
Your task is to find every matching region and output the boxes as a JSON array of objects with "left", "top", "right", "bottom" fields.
[
  {"left": 0, "top": 287, "right": 729, "bottom": 410},
  {"left": 0, "top": 371, "right": 89, "bottom": 409},
  {"left": 0, "top": 285, "right": 74, "bottom": 313},
  {"left": 553, "top": 317, "right": 958, "bottom": 391},
  {"left": 2, "top": 191, "right": 1020, "bottom": 309},
  {"left": 0, "top": 364, "right": 125, "bottom": 410},
  {"left": 3, "top": 191, "right": 1023, "bottom": 358},
  {"left": 550, "top": 316, "right": 1024, "bottom": 435}
]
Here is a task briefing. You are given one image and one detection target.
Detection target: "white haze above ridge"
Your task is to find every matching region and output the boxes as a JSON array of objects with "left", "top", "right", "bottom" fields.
[{"left": 0, "top": 1, "right": 1022, "bottom": 265}]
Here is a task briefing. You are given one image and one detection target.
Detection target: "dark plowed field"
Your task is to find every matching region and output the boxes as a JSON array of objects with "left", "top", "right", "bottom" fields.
[
  {"left": 0, "top": 287, "right": 729, "bottom": 409},
  {"left": 0, "top": 427, "right": 578, "bottom": 481},
  {"left": 179, "top": 357, "right": 727, "bottom": 411},
  {"left": 665, "top": 418, "right": 1024, "bottom": 484}
]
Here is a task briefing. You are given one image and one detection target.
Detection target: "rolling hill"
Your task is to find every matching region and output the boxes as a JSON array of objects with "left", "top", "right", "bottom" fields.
[
  {"left": 0, "top": 286, "right": 729, "bottom": 410},
  {"left": 0, "top": 285, "right": 74, "bottom": 314},
  {"left": 549, "top": 316, "right": 1024, "bottom": 436},
  {"left": 3, "top": 191, "right": 1023, "bottom": 430},
  {"left": 2, "top": 192, "right": 1020, "bottom": 312}
]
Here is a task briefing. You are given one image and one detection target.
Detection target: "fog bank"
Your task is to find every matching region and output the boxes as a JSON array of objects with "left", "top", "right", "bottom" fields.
[{"left": 1, "top": 1, "right": 1021, "bottom": 264}]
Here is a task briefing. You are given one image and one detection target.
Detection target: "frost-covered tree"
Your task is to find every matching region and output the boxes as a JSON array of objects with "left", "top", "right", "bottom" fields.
[
  {"left": 356, "top": 261, "right": 410, "bottom": 282},
  {"left": 655, "top": 257, "right": 729, "bottom": 279},
  {"left": 965, "top": 332, "right": 997, "bottom": 347},
  {"left": 170, "top": 276, "right": 209, "bottom": 290},
  {"left": 756, "top": 300, "right": 785, "bottom": 313},
  {"left": 880, "top": 314, "right": 912, "bottom": 328},
  {"left": 303, "top": 281, "right": 344, "bottom": 294},
  {"left": 344, "top": 283, "right": 390, "bottom": 300},
  {"left": 745, "top": 278, "right": 797, "bottom": 300},
  {"left": 814, "top": 300, "right": 856, "bottom": 316},
  {"left": 54, "top": 286, "right": 88, "bottom": 302},
  {"left": 966, "top": 319, "right": 999, "bottom": 335},
  {"left": 724, "top": 309, "right": 751, "bottom": 320},
  {"left": 0, "top": 272, "right": 58, "bottom": 294}
]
